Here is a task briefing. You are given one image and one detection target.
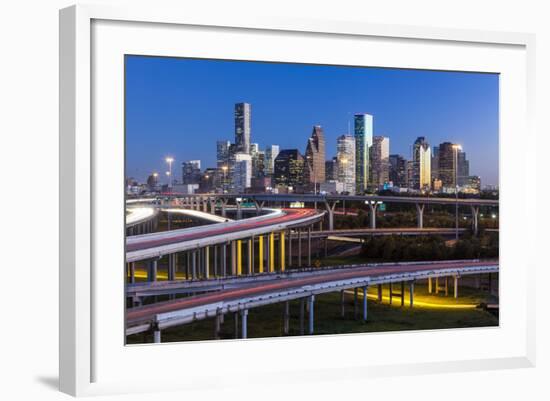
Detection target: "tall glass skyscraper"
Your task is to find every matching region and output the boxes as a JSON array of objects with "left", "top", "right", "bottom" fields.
[
  {"left": 370, "top": 136, "right": 390, "bottom": 187},
  {"left": 354, "top": 113, "right": 373, "bottom": 193},
  {"left": 337, "top": 134, "right": 356, "bottom": 195},
  {"left": 234, "top": 102, "right": 251, "bottom": 154},
  {"left": 412, "top": 137, "right": 431, "bottom": 190}
]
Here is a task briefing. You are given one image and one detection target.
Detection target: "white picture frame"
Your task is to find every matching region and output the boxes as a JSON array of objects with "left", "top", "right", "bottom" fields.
[{"left": 59, "top": 4, "right": 536, "bottom": 397}]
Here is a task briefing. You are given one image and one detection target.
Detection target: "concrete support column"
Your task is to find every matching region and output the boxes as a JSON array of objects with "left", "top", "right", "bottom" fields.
[
  {"left": 298, "top": 229, "right": 302, "bottom": 267},
  {"left": 209, "top": 199, "right": 216, "bottom": 214},
  {"left": 213, "top": 246, "right": 218, "bottom": 277},
  {"left": 258, "top": 236, "right": 264, "bottom": 273},
  {"left": 362, "top": 286, "right": 368, "bottom": 321},
  {"left": 454, "top": 276, "right": 459, "bottom": 298},
  {"left": 148, "top": 259, "right": 158, "bottom": 282},
  {"left": 389, "top": 282, "right": 393, "bottom": 304},
  {"left": 308, "top": 295, "right": 315, "bottom": 335},
  {"left": 204, "top": 246, "right": 210, "bottom": 279},
  {"left": 191, "top": 251, "right": 197, "bottom": 279},
  {"left": 367, "top": 202, "right": 378, "bottom": 229},
  {"left": 400, "top": 281, "right": 405, "bottom": 306},
  {"left": 428, "top": 277, "right": 433, "bottom": 293},
  {"left": 202, "top": 198, "right": 208, "bottom": 213},
  {"left": 415, "top": 203, "right": 425, "bottom": 229},
  {"left": 435, "top": 277, "right": 439, "bottom": 294},
  {"left": 221, "top": 199, "right": 228, "bottom": 217},
  {"left": 324, "top": 201, "right": 337, "bottom": 231},
  {"left": 222, "top": 243, "right": 228, "bottom": 277},
  {"left": 279, "top": 232, "right": 285, "bottom": 272},
  {"left": 231, "top": 241, "right": 237, "bottom": 275},
  {"left": 153, "top": 329, "right": 161, "bottom": 344},
  {"left": 236, "top": 200, "right": 242, "bottom": 220},
  {"left": 249, "top": 237, "right": 254, "bottom": 275},
  {"left": 409, "top": 281, "right": 415, "bottom": 307},
  {"left": 283, "top": 301, "right": 290, "bottom": 335},
  {"left": 287, "top": 230, "right": 292, "bottom": 267},
  {"left": 307, "top": 226, "right": 312, "bottom": 266},
  {"left": 377, "top": 284, "right": 383, "bottom": 302},
  {"left": 471, "top": 205, "right": 480, "bottom": 236},
  {"left": 445, "top": 277, "right": 449, "bottom": 296},
  {"left": 241, "top": 309, "right": 248, "bottom": 339}
]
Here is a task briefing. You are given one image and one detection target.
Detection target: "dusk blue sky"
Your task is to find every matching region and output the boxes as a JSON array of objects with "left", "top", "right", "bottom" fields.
[{"left": 126, "top": 56, "right": 499, "bottom": 185}]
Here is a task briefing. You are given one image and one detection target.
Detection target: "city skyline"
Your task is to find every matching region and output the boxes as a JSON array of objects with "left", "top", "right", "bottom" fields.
[{"left": 126, "top": 56, "right": 499, "bottom": 185}]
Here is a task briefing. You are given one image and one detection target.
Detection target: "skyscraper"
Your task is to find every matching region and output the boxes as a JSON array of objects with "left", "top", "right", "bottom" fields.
[
  {"left": 354, "top": 113, "right": 373, "bottom": 193},
  {"left": 457, "top": 150, "right": 470, "bottom": 187},
  {"left": 234, "top": 102, "right": 251, "bottom": 154},
  {"left": 274, "top": 149, "right": 304, "bottom": 190},
  {"left": 181, "top": 160, "right": 201, "bottom": 185},
  {"left": 437, "top": 142, "right": 456, "bottom": 188},
  {"left": 337, "top": 134, "right": 356, "bottom": 195},
  {"left": 304, "top": 125, "right": 326, "bottom": 191},
  {"left": 264, "top": 145, "right": 280, "bottom": 177},
  {"left": 412, "top": 137, "right": 431, "bottom": 190},
  {"left": 431, "top": 145, "right": 440, "bottom": 183},
  {"left": 231, "top": 153, "right": 252, "bottom": 193},
  {"left": 370, "top": 136, "right": 390, "bottom": 188},
  {"left": 325, "top": 157, "right": 337, "bottom": 181},
  {"left": 389, "top": 154, "right": 407, "bottom": 188}
]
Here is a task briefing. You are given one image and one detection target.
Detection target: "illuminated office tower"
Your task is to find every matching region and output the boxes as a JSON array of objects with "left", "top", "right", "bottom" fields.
[
  {"left": 235, "top": 102, "right": 251, "bottom": 154},
  {"left": 457, "top": 150, "right": 470, "bottom": 186},
  {"left": 325, "top": 157, "right": 337, "bottom": 181},
  {"left": 370, "top": 136, "right": 390, "bottom": 188},
  {"left": 437, "top": 142, "right": 457, "bottom": 187},
  {"left": 412, "top": 137, "right": 431, "bottom": 191},
  {"left": 274, "top": 149, "right": 304, "bottom": 190},
  {"left": 337, "top": 134, "right": 356, "bottom": 195},
  {"left": 304, "top": 125, "right": 326, "bottom": 192},
  {"left": 354, "top": 113, "right": 373, "bottom": 193}
]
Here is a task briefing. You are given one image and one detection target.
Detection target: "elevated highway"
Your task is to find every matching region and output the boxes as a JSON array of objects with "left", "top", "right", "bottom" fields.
[{"left": 126, "top": 259, "right": 498, "bottom": 340}]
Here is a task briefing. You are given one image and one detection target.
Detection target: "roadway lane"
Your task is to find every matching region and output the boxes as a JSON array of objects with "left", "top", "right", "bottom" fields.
[
  {"left": 127, "top": 259, "right": 497, "bottom": 327},
  {"left": 126, "top": 208, "right": 321, "bottom": 255}
]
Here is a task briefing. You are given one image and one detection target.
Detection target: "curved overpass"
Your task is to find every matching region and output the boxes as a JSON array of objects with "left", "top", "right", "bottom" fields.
[
  {"left": 126, "top": 208, "right": 324, "bottom": 263},
  {"left": 126, "top": 259, "right": 498, "bottom": 336}
]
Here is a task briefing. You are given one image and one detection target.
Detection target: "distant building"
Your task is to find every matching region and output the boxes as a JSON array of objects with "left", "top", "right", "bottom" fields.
[
  {"left": 199, "top": 168, "right": 216, "bottom": 193},
  {"left": 181, "top": 160, "right": 201, "bottom": 185},
  {"left": 231, "top": 153, "right": 252, "bottom": 193},
  {"left": 172, "top": 183, "right": 199, "bottom": 195},
  {"left": 274, "top": 149, "right": 304, "bottom": 190},
  {"left": 370, "top": 136, "right": 390, "bottom": 188},
  {"left": 146, "top": 173, "right": 159, "bottom": 191},
  {"left": 325, "top": 157, "right": 338, "bottom": 181},
  {"left": 250, "top": 143, "right": 265, "bottom": 179},
  {"left": 437, "top": 142, "right": 460, "bottom": 188},
  {"left": 234, "top": 102, "right": 251, "bottom": 154},
  {"left": 304, "top": 125, "right": 326, "bottom": 192},
  {"left": 463, "top": 175, "right": 481, "bottom": 193},
  {"left": 320, "top": 181, "right": 345, "bottom": 194},
  {"left": 354, "top": 113, "right": 373, "bottom": 193},
  {"left": 264, "top": 145, "right": 280, "bottom": 177},
  {"left": 431, "top": 146, "right": 440, "bottom": 182},
  {"left": 411, "top": 137, "right": 431, "bottom": 190},
  {"left": 250, "top": 176, "right": 272, "bottom": 193},
  {"left": 337, "top": 134, "right": 355, "bottom": 195},
  {"left": 389, "top": 154, "right": 407, "bottom": 188},
  {"left": 457, "top": 151, "right": 470, "bottom": 186}
]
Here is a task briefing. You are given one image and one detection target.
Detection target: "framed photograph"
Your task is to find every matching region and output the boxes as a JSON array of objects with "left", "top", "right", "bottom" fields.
[{"left": 60, "top": 4, "right": 536, "bottom": 396}]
